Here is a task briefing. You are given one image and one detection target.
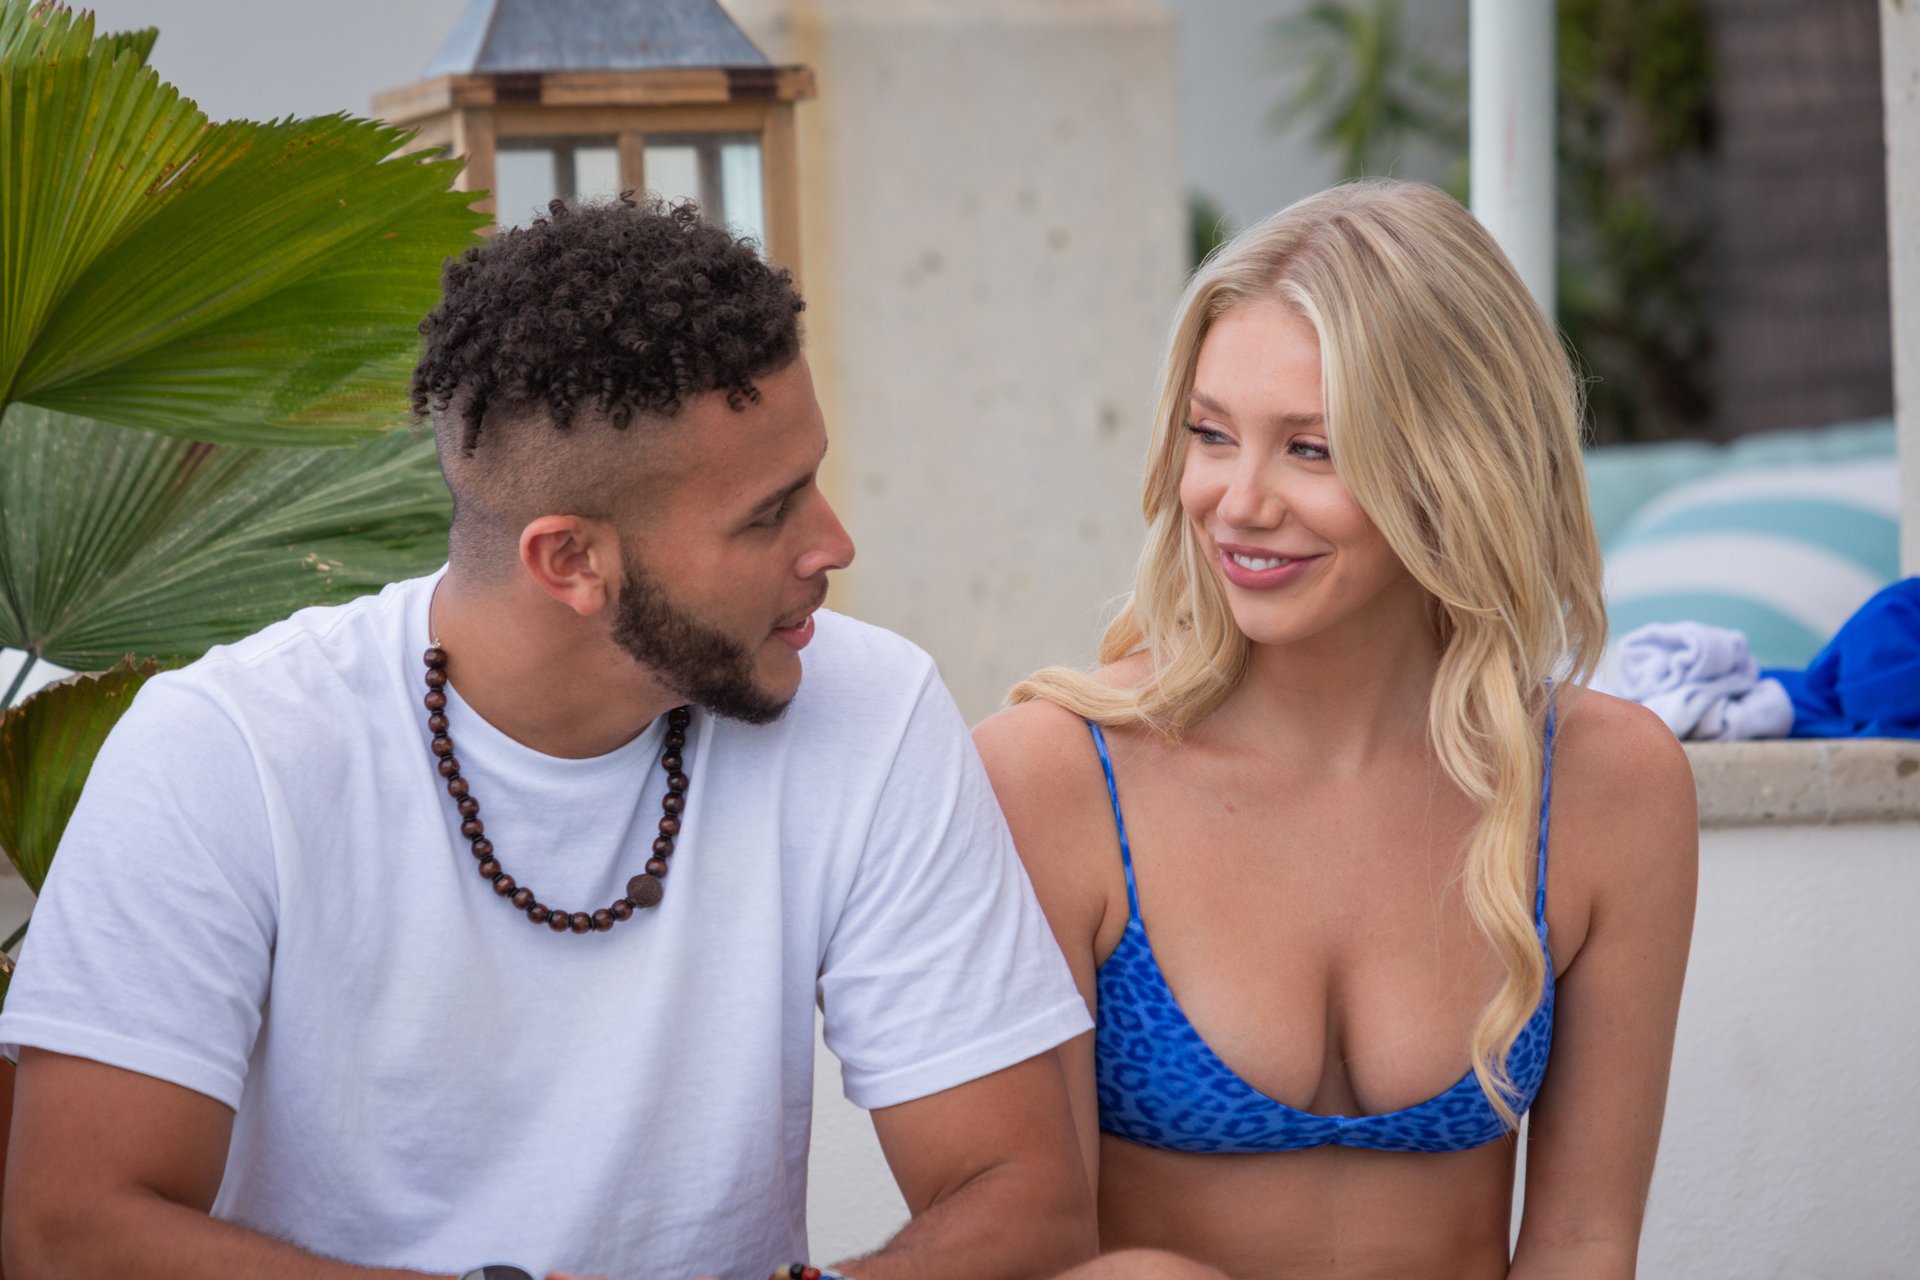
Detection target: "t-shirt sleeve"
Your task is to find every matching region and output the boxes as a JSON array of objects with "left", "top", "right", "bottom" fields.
[
  {"left": 817, "top": 668, "right": 1091, "bottom": 1111},
  {"left": 0, "top": 674, "right": 275, "bottom": 1109}
]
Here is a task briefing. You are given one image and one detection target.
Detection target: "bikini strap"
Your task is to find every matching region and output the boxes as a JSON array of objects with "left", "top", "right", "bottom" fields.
[
  {"left": 1086, "top": 721, "right": 1142, "bottom": 920},
  {"left": 1535, "top": 694, "right": 1558, "bottom": 932}
]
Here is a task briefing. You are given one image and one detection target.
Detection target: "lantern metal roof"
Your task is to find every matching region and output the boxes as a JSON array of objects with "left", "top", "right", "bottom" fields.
[{"left": 423, "top": 0, "right": 772, "bottom": 77}]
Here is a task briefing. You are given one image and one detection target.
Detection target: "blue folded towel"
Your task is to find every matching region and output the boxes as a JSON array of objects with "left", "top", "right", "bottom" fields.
[{"left": 1764, "top": 577, "right": 1920, "bottom": 739}]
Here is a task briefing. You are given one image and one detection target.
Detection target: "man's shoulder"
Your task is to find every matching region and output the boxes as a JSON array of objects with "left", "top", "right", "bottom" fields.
[{"left": 142, "top": 574, "right": 431, "bottom": 731}]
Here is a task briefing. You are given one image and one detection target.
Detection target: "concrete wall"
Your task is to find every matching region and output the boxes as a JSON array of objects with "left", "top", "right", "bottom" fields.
[
  {"left": 1643, "top": 820, "right": 1920, "bottom": 1276},
  {"left": 723, "top": 0, "right": 1184, "bottom": 723}
]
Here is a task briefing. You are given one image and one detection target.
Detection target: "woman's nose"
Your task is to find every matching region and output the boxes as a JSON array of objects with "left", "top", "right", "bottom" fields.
[{"left": 1215, "top": 460, "right": 1285, "bottom": 531}]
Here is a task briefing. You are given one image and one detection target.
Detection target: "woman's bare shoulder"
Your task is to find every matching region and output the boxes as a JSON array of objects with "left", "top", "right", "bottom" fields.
[
  {"left": 974, "top": 696, "right": 1096, "bottom": 780},
  {"left": 1554, "top": 687, "right": 1695, "bottom": 801},
  {"left": 1550, "top": 686, "right": 1699, "bottom": 881},
  {"left": 975, "top": 689, "right": 1133, "bottom": 936},
  {"left": 972, "top": 653, "right": 1154, "bottom": 778}
]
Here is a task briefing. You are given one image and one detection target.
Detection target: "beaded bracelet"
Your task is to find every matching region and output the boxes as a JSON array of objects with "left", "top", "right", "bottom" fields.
[{"left": 772, "top": 1263, "right": 852, "bottom": 1280}]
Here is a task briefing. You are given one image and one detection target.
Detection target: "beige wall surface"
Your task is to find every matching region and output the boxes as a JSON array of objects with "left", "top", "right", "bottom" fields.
[{"left": 729, "top": 0, "right": 1185, "bottom": 722}]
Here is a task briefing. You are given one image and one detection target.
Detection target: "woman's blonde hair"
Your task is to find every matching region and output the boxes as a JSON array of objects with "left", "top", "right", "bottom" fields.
[{"left": 1014, "top": 179, "right": 1606, "bottom": 1122}]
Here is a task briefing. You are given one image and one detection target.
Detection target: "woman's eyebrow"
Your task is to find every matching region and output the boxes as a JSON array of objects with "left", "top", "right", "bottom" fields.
[{"left": 1191, "top": 389, "right": 1323, "bottom": 428}]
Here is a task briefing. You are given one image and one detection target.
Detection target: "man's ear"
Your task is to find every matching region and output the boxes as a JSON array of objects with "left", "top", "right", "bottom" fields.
[{"left": 519, "top": 515, "right": 622, "bottom": 618}]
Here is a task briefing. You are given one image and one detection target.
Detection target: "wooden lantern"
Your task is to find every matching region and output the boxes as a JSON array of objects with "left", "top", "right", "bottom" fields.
[{"left": 373, "top": 0, "right": 813, "bottom": 271}]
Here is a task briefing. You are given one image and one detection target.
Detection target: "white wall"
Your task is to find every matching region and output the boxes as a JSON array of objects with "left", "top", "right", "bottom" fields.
[
  {"left": 1641, "top": 820, "right": 1920, "bottom": 1277},
  {"left": 724, "top": 0, "right": 1183, "bottom": 722}
]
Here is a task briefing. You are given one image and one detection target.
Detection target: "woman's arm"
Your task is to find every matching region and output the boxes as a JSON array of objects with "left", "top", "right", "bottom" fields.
[
  {"left": 1509, "top": 694, "right": 1699, "bottom": 1279},
  {"left": 974, "top": 699, "right": 1124, "bottom": 1195}
]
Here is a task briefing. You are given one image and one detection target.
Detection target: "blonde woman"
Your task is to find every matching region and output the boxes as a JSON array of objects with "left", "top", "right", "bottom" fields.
[{"left": 975, "top": 181, "right": 1696, "bottom": 1280}]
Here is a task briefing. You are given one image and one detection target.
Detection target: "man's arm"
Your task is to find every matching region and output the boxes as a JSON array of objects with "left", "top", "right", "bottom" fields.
[
  {"left": 3, "top": 1049, "right": 449, "bottom": 1280},
  {"left": 835, "top": 1050, "right": 1095, "bottom": 1280}
]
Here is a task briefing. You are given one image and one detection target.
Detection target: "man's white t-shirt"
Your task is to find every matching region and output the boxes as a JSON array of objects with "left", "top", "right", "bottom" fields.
[{"left": 0, "top": 572, "right": 1089, "bottom": 1279}]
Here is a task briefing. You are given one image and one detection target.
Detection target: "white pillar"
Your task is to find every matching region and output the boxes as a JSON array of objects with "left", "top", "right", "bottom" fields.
[
  {"left": 1470, "top": 0, "right": 1556, "bottom": 316},
  {"left": 1884, "top": 0, "right": 1920, "bottom": 575}
]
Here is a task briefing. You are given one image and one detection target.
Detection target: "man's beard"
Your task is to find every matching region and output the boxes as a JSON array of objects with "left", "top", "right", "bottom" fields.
[{"left": 609, "top": 558, "right": 795, "bottom": 726}]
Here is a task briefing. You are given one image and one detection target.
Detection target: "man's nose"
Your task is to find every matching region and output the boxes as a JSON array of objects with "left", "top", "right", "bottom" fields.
[{"left": 797, "top": 494, "right": 856, "bottom": 578}]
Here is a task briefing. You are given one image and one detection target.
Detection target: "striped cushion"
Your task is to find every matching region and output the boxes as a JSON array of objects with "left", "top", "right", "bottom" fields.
[{"left": 1599, "top": 445, "right": 1901, "bottom": 671}]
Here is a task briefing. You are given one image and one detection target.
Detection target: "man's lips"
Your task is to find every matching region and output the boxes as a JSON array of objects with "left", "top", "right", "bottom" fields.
[
  {"left": 771, "top": 588, "right": 829, "bottom": 649},
  {"left": 771, "top": 614, "right": 816, "bottom": 650}
]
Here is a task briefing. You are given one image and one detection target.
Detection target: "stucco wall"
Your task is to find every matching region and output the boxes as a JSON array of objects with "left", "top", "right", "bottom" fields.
[
  {"left": 724, "top": 0, "right": 1184, "bottom": 722},
  {"left": 1641, "top": 819, "right": 1920, "bottom": 1276}
]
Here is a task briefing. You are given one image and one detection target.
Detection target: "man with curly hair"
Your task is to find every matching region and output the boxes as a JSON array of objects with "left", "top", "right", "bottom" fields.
[{"left": 1, "top": 197, "right": 1096, "bottom": 1280}]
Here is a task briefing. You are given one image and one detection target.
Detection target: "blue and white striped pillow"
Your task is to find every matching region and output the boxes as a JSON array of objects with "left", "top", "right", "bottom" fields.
[{"left": 1601, "top": 456, "right": 1901, "bottom": 670}]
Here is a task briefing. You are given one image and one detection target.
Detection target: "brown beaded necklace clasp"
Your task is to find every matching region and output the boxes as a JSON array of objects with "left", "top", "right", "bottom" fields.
[{"left": 423, "top": 643, "right": 691, "bottom": 933}]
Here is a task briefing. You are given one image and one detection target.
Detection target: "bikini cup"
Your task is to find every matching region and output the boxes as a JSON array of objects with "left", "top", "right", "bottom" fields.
[{"left": 1087, "top": 705, "right": 1557, "bottom": 1155}]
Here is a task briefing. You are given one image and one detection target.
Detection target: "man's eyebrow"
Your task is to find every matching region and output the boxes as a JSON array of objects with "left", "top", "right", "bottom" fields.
[
  {"left": 745, "top": 441, "right": 830, "bottom": 517},
  {"left": 1190, "top": 389, "right": 1324, "bottom": 427},
  {"left": 747, "top": 472, "right": 812, "bottom": 518}
]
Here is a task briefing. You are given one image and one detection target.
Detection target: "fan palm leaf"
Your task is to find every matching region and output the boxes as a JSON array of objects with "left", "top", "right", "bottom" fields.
[
  {"left": 0, "top": 404, "right": 450, "bottom": 672},
  {"left": 0, "top": 0, "right": 485, "bottom": 445}
]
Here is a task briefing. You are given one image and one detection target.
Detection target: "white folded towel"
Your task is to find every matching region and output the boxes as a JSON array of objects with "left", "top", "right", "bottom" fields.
[
  {"left": 1603, "top": 622, "right": 1795, "bottom": 740},
  {"left": 1691, "top": 675, "right": 1794, "bottom": 742}
]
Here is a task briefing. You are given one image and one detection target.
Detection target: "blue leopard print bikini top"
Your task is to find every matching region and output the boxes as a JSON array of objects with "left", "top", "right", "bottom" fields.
[{"left": 1088, "top": 703, "right": 1557, "bottom": 1154}]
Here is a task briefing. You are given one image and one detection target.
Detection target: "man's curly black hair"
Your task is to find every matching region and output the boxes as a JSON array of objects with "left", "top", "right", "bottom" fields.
[{"left": 411, "top": 192, "right": 804, "bottom": 454}]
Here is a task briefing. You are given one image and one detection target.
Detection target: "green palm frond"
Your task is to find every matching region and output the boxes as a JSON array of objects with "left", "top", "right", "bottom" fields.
[
  {"left": 0, "top": 658, "right": 162, "bottom": 896},
  {"left": 1268, "top": 0, "right": 1464, "bottom": 179},
  {"left": 0, "top": 405, "right": 451, "bottom": 671},
  {"left": 101, "top": 25, "right": 158, "bottom": 65},
  {"left": 0, "top": 0, "right": 486, "bottom": 446}
]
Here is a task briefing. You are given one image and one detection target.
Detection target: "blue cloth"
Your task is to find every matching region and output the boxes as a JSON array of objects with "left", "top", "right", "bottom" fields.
[
  {"left": 1086, "top": 705, "right": 1557, "bottom": 1154},
  {"left": 1764, "top": 578, "right": 1920, "bottom": 739}
]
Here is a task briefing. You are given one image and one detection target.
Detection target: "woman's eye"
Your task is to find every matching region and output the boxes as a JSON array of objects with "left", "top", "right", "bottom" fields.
[
  {"left": 1291, "top": 439, "right": 1331, "bottom": 462},
  {"left": 1185, "top": 422, "right": 1231, "bottom": 446}
]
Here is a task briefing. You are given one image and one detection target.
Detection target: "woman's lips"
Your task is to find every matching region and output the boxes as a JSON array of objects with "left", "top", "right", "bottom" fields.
[{"left": 1217, "top": 547, "right": 1322, "bottom": 590}]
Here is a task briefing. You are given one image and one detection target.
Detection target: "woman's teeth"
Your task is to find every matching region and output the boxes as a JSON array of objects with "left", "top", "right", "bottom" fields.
[{"left": 1230, "top": 553, "right": 1291, "bottom": 571}]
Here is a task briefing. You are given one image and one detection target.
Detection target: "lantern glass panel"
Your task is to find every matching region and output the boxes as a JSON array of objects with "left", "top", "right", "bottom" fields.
[
  {"left": 719, "top": 140, "right": 765, "bottom": 248},
  {"left": 493, "top": 145, "right": 557, "bottom": 228},
  {"left": 492, "top": 137, "right": 620, "bottom": 228},
  {"left": 645, "top": 143, "right": 702, "bottom": 211},
  {"left": 644, "top": 133, "right": 766, "bottom": 249},
  {"left": 574, "top": 144, "right": 621, "bottom": 201}
]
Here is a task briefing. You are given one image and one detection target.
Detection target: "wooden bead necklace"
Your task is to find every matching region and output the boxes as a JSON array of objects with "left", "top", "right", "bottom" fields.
[{"left": 422, "top": 644, "right": 691, "bottom": 933}]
